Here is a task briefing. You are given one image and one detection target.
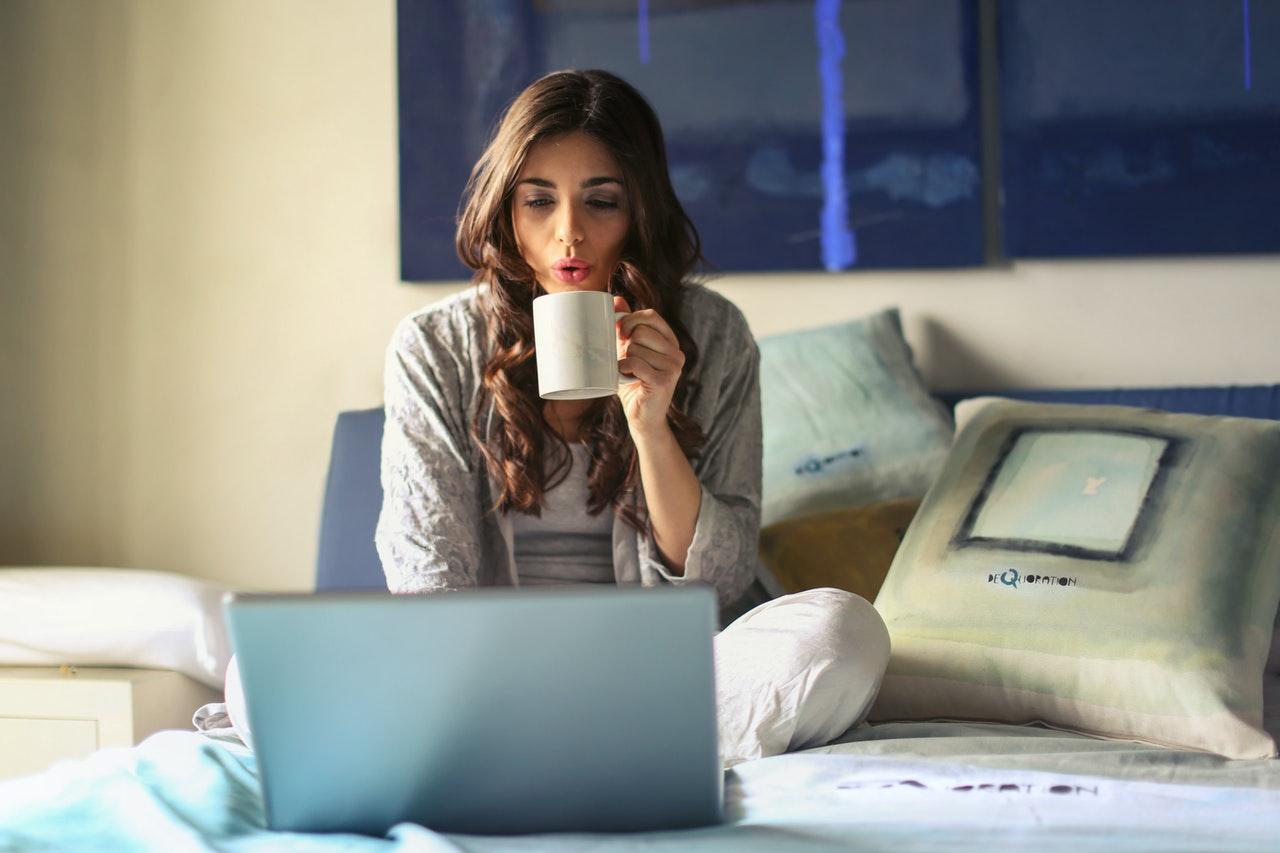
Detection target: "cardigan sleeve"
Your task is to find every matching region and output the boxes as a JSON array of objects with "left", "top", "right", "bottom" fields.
[
  {"left": 374, "top": 312, "right": 486, "bottom": 594},
  {"left": 639, "top": 305, "right": 763, "bottom": 609}
]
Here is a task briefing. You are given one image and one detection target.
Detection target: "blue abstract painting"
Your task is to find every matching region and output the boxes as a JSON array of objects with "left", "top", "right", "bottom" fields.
[
  {"left": 398, "top": 0, "right": 985, "bottom": 281},
  {"left": 1000, "top": 0, "right": 1280, "bottom": 258}
]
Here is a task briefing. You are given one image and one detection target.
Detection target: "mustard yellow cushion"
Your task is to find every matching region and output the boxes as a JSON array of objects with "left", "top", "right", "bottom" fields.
[{"left": 759, "top": 499, "right": 921, "bottom": 601}]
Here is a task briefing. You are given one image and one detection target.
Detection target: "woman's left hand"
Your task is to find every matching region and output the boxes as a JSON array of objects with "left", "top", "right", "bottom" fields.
[{"left": 613, "top": 295, "right": 685, "bottom": 440}]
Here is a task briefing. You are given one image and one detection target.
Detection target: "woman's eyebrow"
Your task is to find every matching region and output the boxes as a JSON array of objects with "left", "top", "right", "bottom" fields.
[{"left": 516, "top": 177, "right": 624, "bottom": 189}]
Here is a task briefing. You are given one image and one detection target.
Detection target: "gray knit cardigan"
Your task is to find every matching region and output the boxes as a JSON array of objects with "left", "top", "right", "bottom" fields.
[{"left": 374, "top": 283, "right": 763, "bottom": 610}]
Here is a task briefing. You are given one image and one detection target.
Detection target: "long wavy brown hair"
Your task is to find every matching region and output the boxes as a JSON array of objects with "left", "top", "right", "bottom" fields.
[{"left": 455, "top": 69, "right": 707, "bottom": 530}]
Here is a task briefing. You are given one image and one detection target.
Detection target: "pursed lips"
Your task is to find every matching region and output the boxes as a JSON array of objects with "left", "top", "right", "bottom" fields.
[{"left": 552, "top": 258, "right": 593, "bottom": 283}]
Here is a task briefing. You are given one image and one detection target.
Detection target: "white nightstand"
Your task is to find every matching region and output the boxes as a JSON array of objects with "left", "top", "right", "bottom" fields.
[{"left": 0, "top": 666, "right": 222, "bottom": 781}]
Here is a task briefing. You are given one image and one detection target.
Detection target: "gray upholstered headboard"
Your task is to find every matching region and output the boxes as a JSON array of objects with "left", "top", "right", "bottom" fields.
[{"left": 315, "top": 407, "right": 387, "bottom": 592}]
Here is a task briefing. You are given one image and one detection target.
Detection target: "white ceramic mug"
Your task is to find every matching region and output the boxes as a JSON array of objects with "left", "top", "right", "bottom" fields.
[{"left": 532, "top": 290, "right": 638, "bottom": 400}]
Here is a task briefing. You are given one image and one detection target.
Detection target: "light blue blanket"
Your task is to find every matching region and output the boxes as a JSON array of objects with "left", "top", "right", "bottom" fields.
[{"left": 3, "top": 725, "right": 1280, "bottom": 852}]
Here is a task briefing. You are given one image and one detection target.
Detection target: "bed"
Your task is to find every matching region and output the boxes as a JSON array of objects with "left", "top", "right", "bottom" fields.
[
  {"left": 2, "top": 716, "right": 1279, "bottom": 851},
  {"left": 2, "top": 365, "right": 1278, "bottom": 850}
]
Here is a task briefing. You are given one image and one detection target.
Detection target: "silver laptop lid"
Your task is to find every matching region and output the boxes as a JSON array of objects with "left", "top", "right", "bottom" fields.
[{"left": 224, "top": 586, "right": 722, "bottom": 836}]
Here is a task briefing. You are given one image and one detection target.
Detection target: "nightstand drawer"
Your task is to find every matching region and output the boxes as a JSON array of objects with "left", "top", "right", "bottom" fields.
[
  {"left": 0, "top": 717, "right": 99, "bottom": 779},
  {"left": 0, "top": 666, "right": 221, "bottom": 781}
]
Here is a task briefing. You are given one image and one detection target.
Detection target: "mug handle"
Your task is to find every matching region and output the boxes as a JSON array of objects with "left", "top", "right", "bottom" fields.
[{"left": 615, "top": 310, "right": 640, "bottom": 385}]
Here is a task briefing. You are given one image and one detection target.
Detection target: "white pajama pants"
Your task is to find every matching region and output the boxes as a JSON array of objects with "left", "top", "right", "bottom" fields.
[{"left": 713, "top": 587, "right": 891, "bottom": 768}]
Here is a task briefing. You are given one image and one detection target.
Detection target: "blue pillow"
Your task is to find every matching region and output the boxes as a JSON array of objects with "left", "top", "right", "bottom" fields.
[{"left": 758, "top": 308, "right": 953, "bottom": 528}]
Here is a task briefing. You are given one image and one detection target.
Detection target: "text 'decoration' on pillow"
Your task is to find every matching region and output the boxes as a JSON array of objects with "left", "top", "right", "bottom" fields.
[
  {"left": 0, "top": 567, "right": 232, "bottom": 689},
  {"left": 871, "top": 397, "right": 1280, "bottom": 759},
  {"left": 757, "top": 307, "right": 953, "bottom": 528}
]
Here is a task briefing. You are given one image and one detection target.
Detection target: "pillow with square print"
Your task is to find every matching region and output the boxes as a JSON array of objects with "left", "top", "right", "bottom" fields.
[
  {"left": 757, "top": 307, "right": 952, "bottom": 528},
  {"left": 949, "top": 387, "right": 1280, "bottom": 714},
  {"left": 871, "top": 397, "right": 1280, "bottom": 759}
]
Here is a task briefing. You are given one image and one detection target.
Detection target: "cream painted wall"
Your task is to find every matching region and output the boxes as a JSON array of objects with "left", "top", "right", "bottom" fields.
[{"left": 2, "top": 1, "right": 1277, "bottom": 592}]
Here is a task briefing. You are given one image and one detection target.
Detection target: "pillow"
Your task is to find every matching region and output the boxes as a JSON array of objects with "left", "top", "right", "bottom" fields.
[
  {"left": 715, "top": 588, "right": 890, "bottom": 768},
  {"left": 954, "top": 390, "right": 1280, "bottom": 724},
  {"left": 871, "top": 398, "right": 1280, "bottom": 759},
  {"left": 952, "top": 389, "right": 1280, "bottom": 706},
  {"left": 0, "top": 567, "right": 232, "bottom": 689},
  {"left": 757, "top": 307, "right": 953, "bottom": 527},
  {"left": 759, "top": 498, "right": 920, "bottom": 601}
]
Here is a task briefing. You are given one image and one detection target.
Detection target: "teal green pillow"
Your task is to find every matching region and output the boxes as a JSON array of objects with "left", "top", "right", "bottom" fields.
[
  {"left": 872, "top": 397, "right": 1280, "bottom": 759},
  {"left": 758, "top": 308, "right": 953, "bottom": 528}
]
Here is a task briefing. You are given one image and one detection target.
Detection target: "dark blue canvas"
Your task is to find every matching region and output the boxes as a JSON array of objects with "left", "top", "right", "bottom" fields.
[
  {"left": 397, "top": 0, "right": 985, "bottom": 280},
  {"left": 1000, "top": 0, "right": 1280, "bottom": 258}
]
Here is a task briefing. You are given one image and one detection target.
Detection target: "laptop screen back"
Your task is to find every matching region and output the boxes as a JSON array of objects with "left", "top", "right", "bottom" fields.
[{"left": 225, "top": 586, "right": 721, "bottom": 836}]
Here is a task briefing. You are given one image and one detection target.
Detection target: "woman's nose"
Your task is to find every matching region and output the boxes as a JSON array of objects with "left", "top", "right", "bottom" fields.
[{"left": 556, "top": 205, "right": 583, "bottom": 247}]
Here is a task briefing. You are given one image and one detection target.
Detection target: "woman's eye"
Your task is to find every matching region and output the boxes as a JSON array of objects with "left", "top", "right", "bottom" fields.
[
  {"left": 588, "top": 198, "right": 619, "bottom": 210},
  {"left": 523, "top": 198, "right": 553, "bottom": 209}
]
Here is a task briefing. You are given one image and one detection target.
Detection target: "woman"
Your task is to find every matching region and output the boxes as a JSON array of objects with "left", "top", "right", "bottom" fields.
[
  {"left": 373, "top": 69, "right": 888, "bottom": 766},
  {"left": 224, "top": 70, "right": 888, "bottom": 768},
  {"left": 375, "top": 69, "right": 760, "bottom": 607}
]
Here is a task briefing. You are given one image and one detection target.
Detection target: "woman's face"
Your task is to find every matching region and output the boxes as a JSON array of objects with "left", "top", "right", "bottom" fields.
[{"left": 511, "top": 131, "right": 631, "bottom": 295}]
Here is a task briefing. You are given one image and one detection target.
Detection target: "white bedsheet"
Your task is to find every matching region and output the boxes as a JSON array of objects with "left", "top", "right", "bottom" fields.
[{"left": 3, "top": 722, "right": 1280, "bottom": 852}]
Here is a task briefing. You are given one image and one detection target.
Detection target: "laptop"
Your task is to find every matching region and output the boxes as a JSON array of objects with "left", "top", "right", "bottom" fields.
[{"left": 223, "top": 586, "right": 722, "bottom": 836}]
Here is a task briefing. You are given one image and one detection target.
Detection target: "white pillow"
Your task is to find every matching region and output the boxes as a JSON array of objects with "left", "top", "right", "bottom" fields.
[
  {"left": 0, "top": 567, "right": 232, "bottom": 689},
  {"left": 714, "top": 588, "right": 890, "bottom": 768}
]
